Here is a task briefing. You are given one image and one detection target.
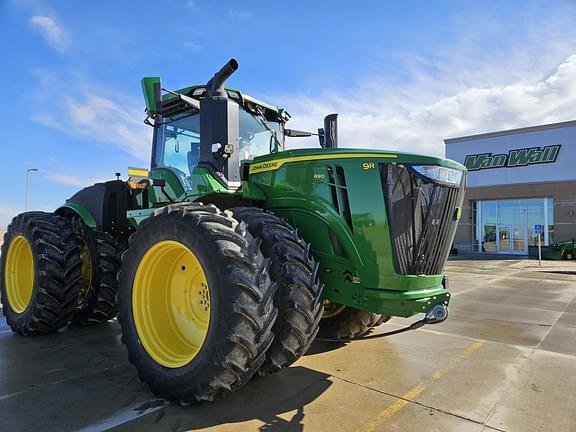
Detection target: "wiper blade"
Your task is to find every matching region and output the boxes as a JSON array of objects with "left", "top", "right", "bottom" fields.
[{"left": 254, "top": 107, "right": 282, "bottom": 152}]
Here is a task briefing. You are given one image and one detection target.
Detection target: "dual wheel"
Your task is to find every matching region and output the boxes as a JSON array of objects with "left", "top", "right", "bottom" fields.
[
  {"left": 0, "top": 212, "right": 121, "bottom": 335},
  {"left": 118, "top": 204, "right": 324, "bottom": 403},
  {"left": 118, "top": 203, "right": 388, "bottom": 403}
]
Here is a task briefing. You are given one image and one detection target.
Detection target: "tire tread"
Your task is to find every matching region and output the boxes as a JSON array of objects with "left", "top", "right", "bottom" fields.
[
  {"left": 0, "top": 212, "right": 81, "bottom": 335},
  {"left": 232, "top": 207, "right": 324, "bottom": 375}
]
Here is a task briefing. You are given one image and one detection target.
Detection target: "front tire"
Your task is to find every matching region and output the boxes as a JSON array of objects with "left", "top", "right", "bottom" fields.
[
  {"left": 232, "top": 207, "right": 323, "bottom": 375},
  {"left": 118, "top": 203, "right": 278, "bottom": 403},
  {"left": 0, "top": 212, "right": 82, "bottom": 335},
  {"left": 319, "top": 303, "right": 381, "bottom": 340}
]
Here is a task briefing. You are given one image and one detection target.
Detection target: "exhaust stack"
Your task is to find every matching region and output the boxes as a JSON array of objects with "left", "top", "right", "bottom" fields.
[
  {"left": 200, "top": 59, "right": 241, "bottom": 188},
  {"left": 206, "top": 59, "right": 239, "bottom": 98}
]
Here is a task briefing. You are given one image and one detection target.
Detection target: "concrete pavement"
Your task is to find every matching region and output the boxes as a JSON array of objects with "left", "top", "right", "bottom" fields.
[{"left": 1, "top": 258, "right": 575, "bottom": 432}]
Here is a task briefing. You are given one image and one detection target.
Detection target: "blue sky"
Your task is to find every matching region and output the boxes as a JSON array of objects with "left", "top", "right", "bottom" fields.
[{"left": 1, "top": 0, "right": 576, "bottom": 227}]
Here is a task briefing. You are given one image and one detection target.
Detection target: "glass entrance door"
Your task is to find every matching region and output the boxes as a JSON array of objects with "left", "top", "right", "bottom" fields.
[
  {"left": 511, "top": 226, "right": 527, "bottom": 254},
  {"left": 477, "top": 199, "right": 553, "bottom": 255},
  {"left": 497, "top": 225, "right": 527, "bottom": 254},
  {"left": 498, "top": 226, "right": 511, "bottom": 253}
]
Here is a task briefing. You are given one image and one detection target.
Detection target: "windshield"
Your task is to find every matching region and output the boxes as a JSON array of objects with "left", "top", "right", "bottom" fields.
[
  {"left": 154, "top": 109, "right": 283, "bottom": 177},
  {"left": 239, "top": 109, "right": 282, "bottom": 160}
]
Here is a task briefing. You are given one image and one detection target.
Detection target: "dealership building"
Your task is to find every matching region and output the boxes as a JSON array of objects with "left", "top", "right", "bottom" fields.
[{"left": 445, "top": 120, "right": 576, "bottom": 255}]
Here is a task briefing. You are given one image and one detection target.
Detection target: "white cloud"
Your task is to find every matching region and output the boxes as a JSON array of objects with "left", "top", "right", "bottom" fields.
[
  {"left": 32, "top": 79, "right": 152, "bottom": 162},
  {"left": 281, "top": 54, "right": 576, "bottom": 157},
  {"left": 30, "top": 15, "right": 68, "bottom": 52},
  {"left": 44, "top": 172, "right": 83, "bottom": 187},
  {"left": 64, "top": 94, "right": 150, "bottom": 158},
  {"left": 275, "top": 4, "right": 576, "bottom": 157},
  {"left": 42, "top": 171, "right": 110, "bottom": 187},
  {"left": 183, "top": 41, "right": 202, "bottom": 51}
]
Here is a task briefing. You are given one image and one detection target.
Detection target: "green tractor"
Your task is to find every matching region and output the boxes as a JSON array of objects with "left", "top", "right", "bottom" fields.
[
  {"left": 542, "top": 239, "right": 576, "bottom": 260},
  {"left": 0, "top": 59, "right": 466, "bottom": 403}
]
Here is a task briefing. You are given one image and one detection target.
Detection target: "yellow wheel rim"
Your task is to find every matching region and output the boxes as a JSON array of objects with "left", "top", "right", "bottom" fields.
[
  {"left": 4, "top": 235, "right": 35, "bottom": 313},
  {"left": 322, "top": 299, "right": 346, "bottom": 319},
  {"left": 132, "top": 240, "right": 210, "bottom": 368},
  {"left": 78, "top": 238, "right": 93, "bottom": 304}
]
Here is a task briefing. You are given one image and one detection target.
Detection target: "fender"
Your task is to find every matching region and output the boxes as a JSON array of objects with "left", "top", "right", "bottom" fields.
[
  {"left": 56, "top": 202, "right": 97, "bottom": 228},
  {"left": 56, "top": 180, "right": 131, "bottom": 232}
]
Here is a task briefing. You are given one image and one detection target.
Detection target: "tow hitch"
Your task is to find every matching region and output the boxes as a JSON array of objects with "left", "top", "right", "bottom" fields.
[{"left": 423, "top": 304, "right": 449, "bottom": 324}]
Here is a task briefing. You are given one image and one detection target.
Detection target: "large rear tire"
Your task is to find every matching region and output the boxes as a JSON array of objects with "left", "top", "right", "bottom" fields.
[
  {"left": 232, "top": 207, "right": 323, "bottom": 375},
  {"left": 118, "top": 203, "right": 278, "bottom": 403},
  {"left": 319, "top": 302, "right": 381, "bottom": 340},
  {"left": 71, "top": 217, "right": 121, "bottom": 325},
  {"left": 0, "top": 212, "right": 82, "bottom": 335}
]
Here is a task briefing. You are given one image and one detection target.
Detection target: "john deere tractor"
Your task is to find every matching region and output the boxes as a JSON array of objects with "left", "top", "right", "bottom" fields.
[{"left": 0, "top": 59, "right": 466, "bottom": 403}]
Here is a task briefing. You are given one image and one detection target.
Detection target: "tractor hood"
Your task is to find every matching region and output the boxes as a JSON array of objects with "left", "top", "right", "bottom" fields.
[
  {"left": 248, "top": 148, "right": 466, "bottom": 176},
  {"left": 248, "top": 146, "right": 467, "bottom": 317}
]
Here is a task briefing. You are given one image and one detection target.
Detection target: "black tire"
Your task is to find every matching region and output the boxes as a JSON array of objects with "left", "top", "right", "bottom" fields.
[
  {"left": 232, "top": 207, "right": 323, "bottom": 375},
  {"left": 318, "top": 305, "right": 380, "bottom": 340},
  {"left": 563, "top": 251, "right": 574, "bottom": 260},
  {"left": 0, "top": 212, "right": 82, "bottom": 335},
  {"left": 71, "top": 217, "right": 121, "bottom": 325},
  {"left": 373, "top": 315, "right": 391, "bottom": 327},
  {"left": 118, "top": 203, "right": 278, "bottom": 403}
]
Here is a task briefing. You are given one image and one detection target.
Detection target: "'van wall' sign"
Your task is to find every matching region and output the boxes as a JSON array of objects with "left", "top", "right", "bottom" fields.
[{"left": 464, "top": 145, "right": 561, "bottom": 171}]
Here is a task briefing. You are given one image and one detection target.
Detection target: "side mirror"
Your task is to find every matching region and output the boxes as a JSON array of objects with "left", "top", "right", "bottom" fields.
[
  {"left": 323, "top": 113, "right": 338, "bottom": 148},
  {"left": 141, "top": 77, "right": 162, "bottom": 114},
  {"left": 319, "top": 114, "right": 338, "bottom": 148}
]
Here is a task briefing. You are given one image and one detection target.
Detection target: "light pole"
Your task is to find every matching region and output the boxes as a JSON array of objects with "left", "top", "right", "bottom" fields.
[{"left": 25, "top": 168, "right": 38, "bottom": 211}]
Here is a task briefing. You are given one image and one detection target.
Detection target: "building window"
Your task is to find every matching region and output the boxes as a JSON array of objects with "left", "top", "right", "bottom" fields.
[
  {"left": 527, "top": 199, "right": 545, "bottom": 247},
  {"left": 472, "top": 201, "right": 479, "bottom": 252},
  {"left": 476, "top": 198, "right": 553, "bottom": 254},
  {"left": 547, "top": 199, "right": 554, "bottom": 244}
]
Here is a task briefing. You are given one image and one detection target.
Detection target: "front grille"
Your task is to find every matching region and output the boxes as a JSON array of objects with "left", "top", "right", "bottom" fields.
[{"left": 381, "top": 164, "right": 466, "bottom": 275}]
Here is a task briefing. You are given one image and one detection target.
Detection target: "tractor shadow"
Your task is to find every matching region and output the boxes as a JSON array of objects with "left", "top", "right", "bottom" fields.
[
  {"left": 542, "top": 270, "right": 576, "bottom": 275},
  {"left": 0, "top": 316, "right": 333, "bottom": 432},
  {"left": 116, "top": 366, "right": 333, "bottom": 432}
]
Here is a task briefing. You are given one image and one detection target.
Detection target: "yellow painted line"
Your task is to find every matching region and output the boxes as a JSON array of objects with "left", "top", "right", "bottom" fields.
[
  {"left": 249, "top": 153, "right": 398, "bottom": 174},
  {"left": 459, "top": 341, "right": 484, "bottom": 359},
  {"left": 128, "top": 167, "right": 149, "bottom": 177},
  {"left": 357, "top": 340, "right": 484, "bottom": 432}
]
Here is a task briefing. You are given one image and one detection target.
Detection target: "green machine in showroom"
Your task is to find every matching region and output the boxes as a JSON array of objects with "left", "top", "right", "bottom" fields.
[{"left": 0, "top": 59, "right": 466, "bottom": 403}]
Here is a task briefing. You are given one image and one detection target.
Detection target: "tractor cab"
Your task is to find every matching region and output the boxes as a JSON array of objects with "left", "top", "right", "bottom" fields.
[
  {"left": 150, "top": 92, "right": 285, "bottom": 184},
  {"left": 142, "top": 60, "right": 290, "bottom": 191}
]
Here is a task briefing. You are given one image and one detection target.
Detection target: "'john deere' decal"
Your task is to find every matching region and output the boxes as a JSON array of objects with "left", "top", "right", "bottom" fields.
[{"left": 464, "top": 145, "right": 561, "bottom": 171}]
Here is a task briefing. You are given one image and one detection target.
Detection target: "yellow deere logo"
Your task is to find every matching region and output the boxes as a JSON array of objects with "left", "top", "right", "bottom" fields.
[
  {"left": 362, "top": 162, "right": 376, "bottom": 170},
  {"left": 249, "top": 161, "right": 279, "bottom": 174}
]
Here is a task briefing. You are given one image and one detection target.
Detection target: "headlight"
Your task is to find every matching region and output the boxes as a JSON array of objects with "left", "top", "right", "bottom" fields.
[{"left": 412, "top": 165, "right": 463, "bottom": 186}]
